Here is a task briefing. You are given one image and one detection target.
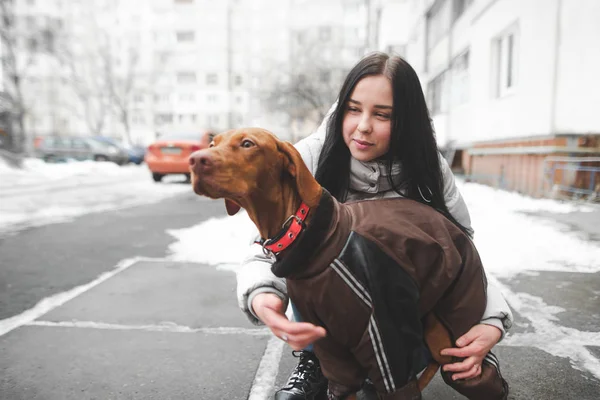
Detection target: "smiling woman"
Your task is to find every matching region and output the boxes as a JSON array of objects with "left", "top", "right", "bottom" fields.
[
  {"left": 239, "top": 52, "right": 512, "bottom": 400},
  {"left": 145, "top": 130, "right": 213, "bottom": 182},
  {"left": 342, "top": 75, "right": 393, "bottom": 162}
]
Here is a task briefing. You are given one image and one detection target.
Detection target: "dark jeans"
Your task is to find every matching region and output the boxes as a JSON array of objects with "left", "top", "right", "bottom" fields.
[{"left": 291, "top": 302, "right": 314, "bottom": 352}]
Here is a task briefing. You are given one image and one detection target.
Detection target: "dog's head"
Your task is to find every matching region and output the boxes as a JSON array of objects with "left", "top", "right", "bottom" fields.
[{"left": 189, "top": 127, "right": 321, "bottom": 216}]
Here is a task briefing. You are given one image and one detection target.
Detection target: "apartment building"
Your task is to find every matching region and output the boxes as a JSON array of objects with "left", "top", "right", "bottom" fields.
[
  {"left": 2, "top": 0, "right": 246, "bottom": 146},
  {"left": 284, "top": 0, "right": 370, "bottom": 140},
  {"left": 0, "top": 0, "right": 67, "bottom": 151},
  {"left": 378, "top": 0, "right": 600, "bottom": 197},
  {"left": 3, "top": 0, "right": 378, "bottom": 147}
]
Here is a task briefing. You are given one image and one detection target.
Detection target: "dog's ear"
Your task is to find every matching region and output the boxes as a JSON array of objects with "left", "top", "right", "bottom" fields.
[
  {"left": 225, "top": 199, "right": 241, "bottom": 216},
  {"left": 276, "top": 140, "right": 322, "bottom": 207}
]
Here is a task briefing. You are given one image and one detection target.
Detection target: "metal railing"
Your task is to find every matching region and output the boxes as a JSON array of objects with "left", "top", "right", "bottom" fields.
[{"left": 543, "top": 156, "right": 600, "bottom": 199}]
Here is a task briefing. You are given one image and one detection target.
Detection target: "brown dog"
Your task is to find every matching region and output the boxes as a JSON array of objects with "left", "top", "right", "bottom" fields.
[{"left": 190, "top": 128, "right": 502, "bottom": 400}]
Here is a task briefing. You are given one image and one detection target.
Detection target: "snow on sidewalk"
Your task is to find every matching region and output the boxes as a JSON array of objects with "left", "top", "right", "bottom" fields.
[
  {"left": 0, "top": 157, "right": 190, "bottom": 234},
  {"left": 167, "top": 180, "right": 599, "bottom": 280}
]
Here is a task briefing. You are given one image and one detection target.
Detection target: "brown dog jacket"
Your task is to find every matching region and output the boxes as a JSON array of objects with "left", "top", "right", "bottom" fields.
[{"left": 272, "top": 190, "right": 487, "bottom": 397}]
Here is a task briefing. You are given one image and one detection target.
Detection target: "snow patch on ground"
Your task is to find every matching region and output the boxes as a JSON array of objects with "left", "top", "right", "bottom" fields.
[{"left": 0, "top": 157, "right": 190, "bottom": 234}]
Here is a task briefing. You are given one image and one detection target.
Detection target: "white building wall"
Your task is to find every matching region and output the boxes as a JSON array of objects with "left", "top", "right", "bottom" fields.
[
  {"left": 8, "top": 0, "right": 67, "bottom": 138},
  {"left": 404, "top": 2, "right": 428, "bottom": 83},
  {"left": 376, "top": 0, "right": 414, "bottom": 60},
  {"left": 380, "top": 0, "right": 600, "bottom": 148},
  {"left": 554, "top": 0, "right": 600, "bottom": 133},
  {"left": 230, "top": 0, "right": 292, "bottom": 136},
  {"left": 149, "top": 0, "right": 230, "bottom": 140},
  {"left": 466, "top": 0, "right": 559, "bottom": 145}
]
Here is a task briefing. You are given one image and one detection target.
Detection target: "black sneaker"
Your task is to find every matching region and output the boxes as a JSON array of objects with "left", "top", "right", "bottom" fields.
[{"left": 275, "top": 350, "right": 328, "bottom": 400}]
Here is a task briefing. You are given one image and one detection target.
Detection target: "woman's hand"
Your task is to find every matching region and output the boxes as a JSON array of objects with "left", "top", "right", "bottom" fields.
[
  {"left": 440, "top": 324, "right": 502, "bottom": 380},
  {"left": 252, "top": 293, "right": 327, "bottom": 350}
]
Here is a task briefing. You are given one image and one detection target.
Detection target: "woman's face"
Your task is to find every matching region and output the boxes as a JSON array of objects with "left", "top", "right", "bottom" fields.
[{"left": 342, "top": 75, "right": 393, "bottom": 162}]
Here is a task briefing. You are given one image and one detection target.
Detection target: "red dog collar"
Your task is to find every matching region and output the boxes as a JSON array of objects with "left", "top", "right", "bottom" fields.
[{"left": 257, "top": 203, "right": 310, "bottom": 256}]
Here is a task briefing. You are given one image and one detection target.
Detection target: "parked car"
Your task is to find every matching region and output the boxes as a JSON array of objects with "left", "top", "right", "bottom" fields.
[
  {"left": 145, "top": 131, "right": 213, "bottom": 182},
  {"left": 0, "top": 128, "right": 9, "bottom": 149},
  {"left": 127, "top": 145, "right": 147, "bottom": 165},
  {"left": 93, "top": 136, "right": 146, "bottom": 165},
  {"left": 35, "top": 136, "right": 129, "bottom": 165}
]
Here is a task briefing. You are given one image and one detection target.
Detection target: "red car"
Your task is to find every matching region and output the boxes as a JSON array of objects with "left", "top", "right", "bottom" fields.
[{"left": 145, "top": 131, "right": 213, "bottom": 182}]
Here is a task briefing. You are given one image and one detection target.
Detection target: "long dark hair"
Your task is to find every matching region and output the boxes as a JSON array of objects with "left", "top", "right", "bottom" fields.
[{"left": 315, "top": 52, "right": 471, "bottom": 237}]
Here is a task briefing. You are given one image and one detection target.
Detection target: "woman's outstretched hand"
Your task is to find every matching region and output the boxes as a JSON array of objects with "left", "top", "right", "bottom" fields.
[
  {"left": 440, "top": 324, "right": 502, "bottom": 380},
  {"left": 252, "top": 293, "right": 327, "bottom": 351}
]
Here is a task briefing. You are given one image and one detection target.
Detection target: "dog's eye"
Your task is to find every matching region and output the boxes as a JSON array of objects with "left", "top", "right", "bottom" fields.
[{"left": 241, "top": 139, "right": 255, "bottom": 148}]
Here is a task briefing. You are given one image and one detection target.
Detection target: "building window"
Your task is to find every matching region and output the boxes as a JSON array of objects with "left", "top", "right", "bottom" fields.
[
  {"left": 28, "top": 38, "right": 38, "bottom": 51},
  {"left": 319, "top": 26, "right": 331, "bottom": 41},
  {"left": 426, "top": 0, "right": 451, "bottom": 50},
  {"left": 177, "top": 72, "right": 196, "bottom": 84},
  {"left": 386, "top": 44, "right": 406, "bottom": 56},
  {"left": 176, "top": 31, "right": 195, "bottom": 43},
  {"left": 206, "top": 73, "right": 218, "bottom": 85},
  {"left": 155, "top": 114, "right": 173, "bottom": 124},
  {"left": 58, "top": 118, "right": 69, "bottom": 130},
  {"left": 207, "top": 94, "right": 218, "bottom": 103},
  {"left": 208, "top": 115, "right": 219, "bottom": 125},
  {"left": 174, "top": 0, "right": 193, "bottom": 3},
  {"left": 179, "top": 93, "right": 195, "bottom": 102},
  {"left": 235, "top": 75, "right": 243, "bottom": 86},
  {"left": 134, "top": 94, "right": 144, "bottom": 103},
  {"left": 132, "top": 114, "right": 145, "bottom": 125},
  {"left": 42, "top": 29, "right": 55, "bottom": 53},
  {"left": 452, "top": 0, "right": 473, "bottom": 23},
  {"left": 450, "top": 50, "right": 470, "bottom": 106},
  {"left": 156, "top": 51, "right": 170, "bottom": 63},
  {"left": 492, "top": 25, "right": 519, "bottom": 97},
  {"left": 155, "top": 94, "right": 170, "bottom": 102},
  {"left": 427, "top": 70, "right": 449, "bottom": 115}
]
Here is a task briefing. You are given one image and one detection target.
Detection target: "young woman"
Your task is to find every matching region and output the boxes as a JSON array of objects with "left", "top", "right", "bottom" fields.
[{"left": 237, "top": 52, "right": 512, "bottom": 400}]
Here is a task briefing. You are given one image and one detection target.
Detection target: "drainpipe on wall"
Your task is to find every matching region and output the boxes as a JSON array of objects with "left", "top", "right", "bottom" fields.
[
  {"left": 226, "top": 2, "right": 233, "bottom": 130},
  {"left": 445, "top": 1, "right": 453, "bottom": 154},
  {"left": 550, "top": 0, "right": 563, "bottom": 135},
  {"left": 542, "top": 0, "right": 562, "bottom": 197}
]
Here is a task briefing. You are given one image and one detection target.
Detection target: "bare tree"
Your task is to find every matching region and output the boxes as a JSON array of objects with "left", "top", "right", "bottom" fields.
[
  {"left": 58, "top": 45, "right": 110, "bottom": 137},
  {"left": 102, "top": 43, "right": 141, "bottom": 145},
  {"left": 0, "top": 0, "right": 33, "bottom": 153},
  {"left": 101, "top": 34, "right": 172, "bottom": 145},
  {"left": 260, "top": 36, "right": 346, "bottom": 141},
  {"left": 0, "top": 0, "right": 62, "bottom": 154},
  {"left": 57, "top": 10, "right": 170, "bottom": 145}
]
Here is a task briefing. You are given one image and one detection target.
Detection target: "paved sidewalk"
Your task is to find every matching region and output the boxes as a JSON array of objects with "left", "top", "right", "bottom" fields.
[
  {"left": 528, "top": 203, "right": 600, "bottom": 242},
  {"left": 1, "top": 258, "right": 599, "bottom": 399},
  {"left": 0, "top": 260, "right": 270, "bottom": 400}
]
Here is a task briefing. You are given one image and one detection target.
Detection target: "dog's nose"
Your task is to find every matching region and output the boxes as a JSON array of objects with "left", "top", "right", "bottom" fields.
[{"left": 189, "top": 150, "right": 213, "bottom": 171}]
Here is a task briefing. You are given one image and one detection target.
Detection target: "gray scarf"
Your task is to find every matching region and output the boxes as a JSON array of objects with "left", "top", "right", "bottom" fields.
[{"left": 346, "top": 157, "right": 406, "bottom": 201}]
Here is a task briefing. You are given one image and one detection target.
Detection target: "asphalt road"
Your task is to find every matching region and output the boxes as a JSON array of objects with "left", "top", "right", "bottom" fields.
[
  {"left": 1, "top": 190, "right": 599, "bottom": 399},
  {"left": 0, "top": 190, "right": 221, "bottom": 320}
]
